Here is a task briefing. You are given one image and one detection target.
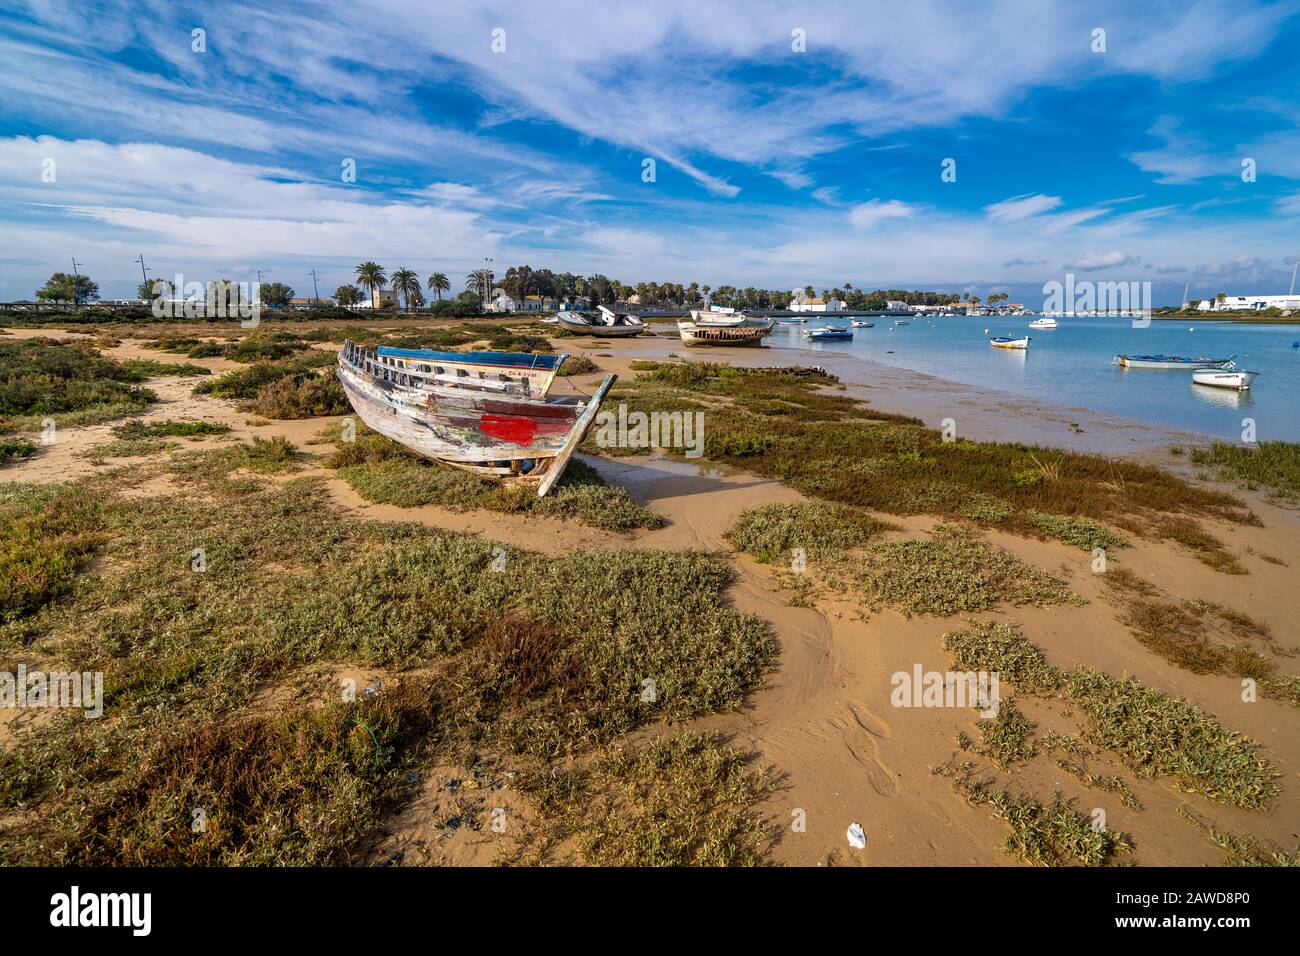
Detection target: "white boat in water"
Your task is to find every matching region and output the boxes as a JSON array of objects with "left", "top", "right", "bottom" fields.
[
  {"left": 990, "top": 336, "right": 1030, "bottom": 350},
  {"left": 1028, "top": 317, "right": 1058, "bottom": 330},
  {"left": 1192, "top": 368, "right": 1259, "bottom": 390},
  {"left": 850, "top": 320, "right": 874, "bottom": 328},
  {"left": 1114, "top": 354, "right": 1233, "bottom": 370}
]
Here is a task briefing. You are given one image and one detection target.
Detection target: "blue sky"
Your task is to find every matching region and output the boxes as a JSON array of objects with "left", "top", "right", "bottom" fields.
[{"left": 2, "top": 0, "right": 1299, "bottom": 305}]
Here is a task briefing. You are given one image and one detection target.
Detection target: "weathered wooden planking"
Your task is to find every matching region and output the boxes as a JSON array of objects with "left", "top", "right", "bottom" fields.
[{"left": 337, "top": 342, "right": 617, "bottom": 493}]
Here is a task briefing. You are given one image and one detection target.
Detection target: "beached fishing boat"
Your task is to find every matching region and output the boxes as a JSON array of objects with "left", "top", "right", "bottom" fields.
[
  {"left": 336, "top": 341, "right": 614, "bottom": 496},
  {"left": 802, "top": 327, "right": 853, "bottom": 341},
  {"left": 990, "top": 336, "right": 1030, "bottom": 349},
  {"left": 1192, "top": 368, "right": 1259, "bottom": 390},
  {"left": 851, "top": 320, "right": 875, "bottom": 328},
  {"left": 689, "top": 305, "right": 751, "bottom": 325},
  {"left": 677, "top": 317, "right": 774, "bottom": 346},
  {"left": 1113, "top": 354, "right": 1233, "bottom": 370},
  {"left": 556, "top": 306, "right": 646, "bottom": 337},
  {"left": 1028, "top": 316, "right": 1058, "bottom": 329}
]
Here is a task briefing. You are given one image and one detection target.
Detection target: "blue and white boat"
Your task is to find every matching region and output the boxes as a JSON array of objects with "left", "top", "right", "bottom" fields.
[{"left": 803, "top": 327, "right": 853, "bottom": 341}]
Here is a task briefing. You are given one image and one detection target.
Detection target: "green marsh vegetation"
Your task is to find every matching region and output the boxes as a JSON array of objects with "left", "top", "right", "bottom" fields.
[
  {"left": 0, "top": 338, "right": 157, "bottom": 432},
  {"left": 603, "top": 361, "right": 1257, "bottom": 570},
  {"left": 729, "top": 506, "right": 1079, "bottom": 616},
  {"left": 1190, "top": 440, "right": 1300, "bottom": 501},
  {"left": 0, "top": 459, "right": 774, "bottom": 864},
  {"left": 943, "top": 622, "right": 1279, "bottom": 809},
  {"left": 322, "top": 421, "right": 664, "bottom": 532},
  {"left": 194, "top": 352, "right": 348, "bottom": 419},
  {"left": 515, "top": 731, "right": 776, "bottom": 866},
  {"left": 78, "top": 419, "right": 236, "bottom": 463},
  {"left": 933, "top": 763, "right": 1133, "bottom": 866}
]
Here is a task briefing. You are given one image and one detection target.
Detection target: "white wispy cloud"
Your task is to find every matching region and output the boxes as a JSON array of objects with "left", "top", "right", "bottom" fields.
[{"left": 983, "top": 193, "right": 1063, "bottom": 222}]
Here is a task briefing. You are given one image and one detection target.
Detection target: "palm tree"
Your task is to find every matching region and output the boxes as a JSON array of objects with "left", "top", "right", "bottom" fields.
[
  {"left": 391, "top": 268, "right": 420, "bottom": 312},
  {"left": 427, "top": 272, "right": 450, "bottom": 301},
  {"left": 355, "top": 262, "right": 387, "bottom": 308}
]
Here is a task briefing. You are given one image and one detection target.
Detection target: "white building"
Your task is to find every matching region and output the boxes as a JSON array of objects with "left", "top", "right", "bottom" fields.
[
  {"left": 788, "top": 296, "right": 845, "bottom": 313},
  {"left": 1198, "top": 294, "right": 1300, "bottom": 312},
  {"left": 520, "top": 295, "right": 558, "bottom": 311}
]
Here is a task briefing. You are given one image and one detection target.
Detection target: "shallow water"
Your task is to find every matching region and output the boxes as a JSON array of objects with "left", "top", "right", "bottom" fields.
[{"left": 768, "top": 315, "right": 1300, "bottom": 442}]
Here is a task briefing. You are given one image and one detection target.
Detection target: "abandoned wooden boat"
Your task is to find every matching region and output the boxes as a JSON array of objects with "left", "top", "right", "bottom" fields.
[
  {"left": 555, "top": 306, "right": 646, "bottom": 337},
  {"left": 990, "top": 336, "right": 1030, "bottom": 349},
  {"left": 689, "top": 306, "right": 747, "bottom": 325},
  {"left": 336, "top": 341, "right": 614, "bottom": 496},
  {"left": 1192, "top": 367, "right": 1258, "bottom": 390},
  {"left": 1114, "top": 353, "right": 1233, "bottom": 370},
  {"left": 677, "top": 316, "right": 775, "bottom": 346}
]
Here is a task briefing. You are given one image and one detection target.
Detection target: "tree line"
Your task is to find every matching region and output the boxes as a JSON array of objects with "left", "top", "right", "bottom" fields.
[{"left": 30, "top": 266, "right": 1003, "bottom": 313}]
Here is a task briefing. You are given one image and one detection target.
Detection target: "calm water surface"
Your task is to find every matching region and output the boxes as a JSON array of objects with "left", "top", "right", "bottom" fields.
[{"left": 768, "top": 315, "right": 1300, "bottom": 442}]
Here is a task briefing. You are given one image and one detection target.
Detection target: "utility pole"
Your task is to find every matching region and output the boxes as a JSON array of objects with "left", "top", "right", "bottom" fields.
[
  {"left": 1289, "top": 260, "right": 1297, "bottom": 297},
  {"left": 482, "top": 257, "right": 494, "bottom": 310},
  {"left": 70, "top": 257, "right": 84, "bottom": 307},
  {"left": 134, "top": 253, "right": 149, "bottom": 293},
  {"left": 309, "top": 269, "right": 320, "bottom": 304},
  {"left": 1181, "top": 281, "right": 1189, "bottom": 311}
]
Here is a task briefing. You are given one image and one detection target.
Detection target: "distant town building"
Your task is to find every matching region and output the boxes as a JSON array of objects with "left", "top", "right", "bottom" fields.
[
  {"left": 1198, "top": 294, "right": 1300, "bottom": 312},
  {"left": 789, "top": 297, "right": 845, "bottom": 313},
  {"left": 520, "top": 295, "right": 558, "bottom": 311}
]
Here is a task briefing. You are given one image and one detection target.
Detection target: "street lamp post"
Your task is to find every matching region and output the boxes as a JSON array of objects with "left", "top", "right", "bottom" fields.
[
  {"left": 70, "top": 257, "right": 84, "bottom": 307},
  {"left": 482, "top": 257, "right": 493, "bottom": 311}
]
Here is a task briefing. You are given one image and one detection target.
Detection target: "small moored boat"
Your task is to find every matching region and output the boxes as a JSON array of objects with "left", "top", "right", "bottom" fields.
[
  {"left": 1114, "top": 354, "right": 1233, "bottom": 370},
  {"left": 1192, "top": 368, "right": 1259, "bottom": 390},
  {"left": 894, "top": 319, "right": 910, "bottom": 326},
  {"left": 1028, "top": 317, "right": 1058, "bottom": 330},
  {"left": 336, "top": 341, "right": 614, "bottom": 497},
  {"left": 990, "top": 336, "right": 1030, "bottom": 349},
  {"left": 802, "top": 327, "right": 853, "bottom": 341},
  {"left": 850, "top": 320, "right": 874, "bottom": 328}
]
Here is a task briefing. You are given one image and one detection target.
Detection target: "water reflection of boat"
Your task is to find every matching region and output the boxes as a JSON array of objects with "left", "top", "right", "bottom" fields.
[{"left": 1191, "top": 382, "right": 1256, "bottom": 410}]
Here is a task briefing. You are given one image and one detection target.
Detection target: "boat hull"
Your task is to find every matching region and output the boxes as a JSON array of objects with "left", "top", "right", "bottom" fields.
[
  {"left": 677, "top": 319, "right": 774, "bottom": 346},
  {"left": 337, "top": 342, "right": 614, "bottom": 495},
  {"left": 803, "top": 329, "right": 852, "bottom": 341},
  {"left": 556, "top": 314, "right": 645, "bottom": 337},
  {"left": 990, "top": 337, "right": 1030, "bottom": 349},
  {"left": 1115, "top": 354, "right": 1232, "bottom": 370},
  {"left": 1192, "top": 369, "right": 1258, "bottom": 390}
]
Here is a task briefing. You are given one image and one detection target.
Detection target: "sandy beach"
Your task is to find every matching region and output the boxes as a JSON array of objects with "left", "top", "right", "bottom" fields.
[{"left": 4, "top": 322, "right": 1297, "bottom": 868}]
